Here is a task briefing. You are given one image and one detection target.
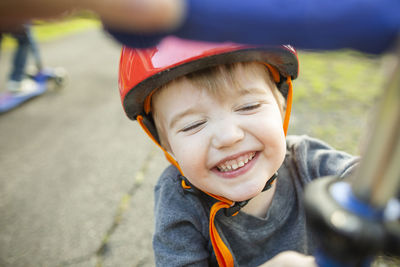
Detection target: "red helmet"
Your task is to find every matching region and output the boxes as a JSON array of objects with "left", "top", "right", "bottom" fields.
[{"left": 119, "top": 36, "right": 299, "bottom": 121}]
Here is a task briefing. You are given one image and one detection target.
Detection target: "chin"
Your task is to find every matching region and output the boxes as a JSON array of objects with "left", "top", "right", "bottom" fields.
[{"left": 227, "top": 185, "right": 263, "bottom": 202}]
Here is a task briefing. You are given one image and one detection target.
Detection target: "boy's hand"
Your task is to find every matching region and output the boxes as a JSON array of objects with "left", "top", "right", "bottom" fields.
[{"left": 258, "top": 251, "right": 317, "bottom": 267}]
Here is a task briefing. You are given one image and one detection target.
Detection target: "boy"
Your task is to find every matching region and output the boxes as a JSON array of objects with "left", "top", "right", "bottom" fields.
[{"left": 118, "top": 36, "right": 358, "bottom": 266}]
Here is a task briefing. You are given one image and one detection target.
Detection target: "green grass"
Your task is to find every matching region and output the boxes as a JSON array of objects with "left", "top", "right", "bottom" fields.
[
  {"left": 290, "top": 50, "right": 386, "bottom": 155},
  {"left": 1, "top": 17, "right": 101, "bottom": 50},
  {"left": 295, "top": 50, "right": 383, "bottom": 107}
]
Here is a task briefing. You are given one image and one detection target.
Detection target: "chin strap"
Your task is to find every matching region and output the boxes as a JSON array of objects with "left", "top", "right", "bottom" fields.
[
  {"left": 223, "top": 172, "right": 277, "bottom": 217},
  {"left": 181, "top": 172, "right": 278, "bottom": 267}
]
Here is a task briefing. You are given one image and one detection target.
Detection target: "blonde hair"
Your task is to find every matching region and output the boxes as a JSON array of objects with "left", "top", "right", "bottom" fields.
[{"left": 152, "top": 62, "right": 286, "bottom": 150}]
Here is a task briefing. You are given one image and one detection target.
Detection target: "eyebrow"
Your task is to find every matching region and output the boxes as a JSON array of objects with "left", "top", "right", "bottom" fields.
[
  {"left": 168, "top": 107, "right": 199, "bottom": 130},
  {"left": 237, "top": 86, "right": 268, "bottom": 96}
]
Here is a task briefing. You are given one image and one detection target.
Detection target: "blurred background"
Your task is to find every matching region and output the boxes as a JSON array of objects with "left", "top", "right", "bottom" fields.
[{"left": 0, "top": 14, "right": 392, "bottom": 267}]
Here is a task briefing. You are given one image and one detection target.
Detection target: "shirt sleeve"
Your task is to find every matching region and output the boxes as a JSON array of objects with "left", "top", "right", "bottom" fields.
[
  {"left": 287, "top": 135, "right": 359, "bottom": 181},
  {"left": 106, "top": 0, "right": 400, "bottom": 54},
  {"left": 153, "top": 166, "right": 211, "bottom": 267}
]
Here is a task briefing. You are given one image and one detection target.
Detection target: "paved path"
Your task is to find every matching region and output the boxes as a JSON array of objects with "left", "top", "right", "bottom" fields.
[{"left": 0, "top": 29, "right": 168, "bottom": 267}]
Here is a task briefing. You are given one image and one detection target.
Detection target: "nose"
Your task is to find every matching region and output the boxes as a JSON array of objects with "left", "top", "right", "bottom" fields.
[{"left": 211, "top": 117, "right": 245, "bottom": 149}]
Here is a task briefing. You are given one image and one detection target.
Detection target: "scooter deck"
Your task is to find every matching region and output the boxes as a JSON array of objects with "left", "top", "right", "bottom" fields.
[
  {"left": 0, "top": 82, "right": 46, "bottom": 113},
  {"left": 0, "top": 69, "right": 65, "bottom": 114}
]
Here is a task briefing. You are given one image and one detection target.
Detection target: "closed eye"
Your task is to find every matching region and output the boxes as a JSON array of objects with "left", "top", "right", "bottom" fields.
[
  {"left": 237, "top": 103, "right": 262, "bottom": 112},
  {"left": 180, "top": 121, "right": 206, "bottom": 132}
]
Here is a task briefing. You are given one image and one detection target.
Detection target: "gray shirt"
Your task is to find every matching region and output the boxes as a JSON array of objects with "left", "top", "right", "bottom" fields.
[{"left": 153, "top": 135, "right": 358, "bottom": 266}]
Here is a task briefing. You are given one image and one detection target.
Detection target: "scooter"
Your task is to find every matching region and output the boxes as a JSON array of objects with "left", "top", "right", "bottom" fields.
[
  {"left": 0, "top": 26, "right": 67, "bottom": 114},
  {"left": 0, "top": 67, "right": 66, "bottom": 113}
]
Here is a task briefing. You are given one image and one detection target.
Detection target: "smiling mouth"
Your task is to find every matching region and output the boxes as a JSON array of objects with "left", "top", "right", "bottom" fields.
[{"left": 216, "top": 152, "right": 256, "bottom": 172}]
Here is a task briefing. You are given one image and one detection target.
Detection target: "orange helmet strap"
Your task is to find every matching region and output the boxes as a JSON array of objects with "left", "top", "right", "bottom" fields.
[
  {"left": 139, "top": 114, "right": 160, "bottom": 143},
  {"left": 283, "top": 76, "right": 293, "bottom": 136},
  {"left": 137, "top": 115, "right": 183, "bottom": 174}
]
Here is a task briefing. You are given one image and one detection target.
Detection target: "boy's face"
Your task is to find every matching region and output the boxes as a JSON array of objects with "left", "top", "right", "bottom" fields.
[{"left": 153, "top": 64, "right": 286, "bottom": 202}]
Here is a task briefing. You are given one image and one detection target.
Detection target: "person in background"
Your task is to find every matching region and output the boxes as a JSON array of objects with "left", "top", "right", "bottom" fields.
[{"left": 0, "top": 25, "right": 38, "bottom": 94}]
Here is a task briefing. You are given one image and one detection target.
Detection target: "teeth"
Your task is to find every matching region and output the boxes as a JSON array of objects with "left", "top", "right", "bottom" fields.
[{"left": 216, "top": 152, "right": 256, "bottom": 172}]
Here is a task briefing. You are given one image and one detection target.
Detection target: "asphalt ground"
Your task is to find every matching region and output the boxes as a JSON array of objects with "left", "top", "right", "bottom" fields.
[{"left": 0, "top": 29, "right": 168, "bottom": 267}]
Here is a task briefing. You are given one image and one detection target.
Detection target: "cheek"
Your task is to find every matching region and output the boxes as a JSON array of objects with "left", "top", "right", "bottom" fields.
[
  {"left": 252, "top": 110, "right": 284, "bottom": 136},
  {"left": 169, "top": 138, "right": 206, "bottom": 175},
  {"left": 269, "top": 123, "right": 287, "bottom": 166},
  {"left": 253, "top": 111, "right": 286, "bottom": 155},
  {"left": 276, "top": 133, "right": 287, "bottom": 162}
]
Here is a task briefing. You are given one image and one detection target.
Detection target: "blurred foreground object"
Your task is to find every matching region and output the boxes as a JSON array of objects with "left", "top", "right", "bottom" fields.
[
  {"left": 0, "top": 0, "right": 398, "bottom": 54},
  {"left": 304, "top": 43, "right": 400, "bottom": 266},
  {"left": 0, "top": 0, "right": 185, "bottom": 33},
  {"left": 108, "top": 0, "right": 400, "bottom": 54}
]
